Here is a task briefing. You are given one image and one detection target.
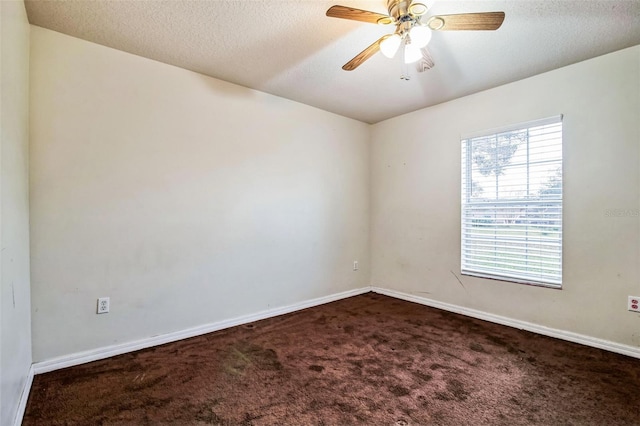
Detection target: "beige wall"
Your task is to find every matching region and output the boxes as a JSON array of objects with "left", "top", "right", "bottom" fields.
[
  {"left": 1, "top": 1, "right": 32, "bottom": 424},
  {"left": 29, "top": 27, "right": 370, "bottom": 362},
  {"left": 371, "top": 46, "right": 640, "bottom": 347}
]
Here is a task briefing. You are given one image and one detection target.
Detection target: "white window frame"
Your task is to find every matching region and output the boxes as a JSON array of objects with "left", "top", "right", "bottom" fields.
[{"left": 461, "top": 116, "right": 563, "bottom": 288}]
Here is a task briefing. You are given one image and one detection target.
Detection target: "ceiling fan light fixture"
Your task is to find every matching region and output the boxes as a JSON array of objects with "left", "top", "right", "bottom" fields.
[
  {"left": 404, "top": 42, "right": 422, "bottom": 64},
  {"left": 326, "top": 2, "right": 506, "bottom": 73},
  {"left": 380, "top": 34, "right": 402, "bottom": 58},
  {"left": 409, "top": 25, "right": 432, "bottom": 48}
]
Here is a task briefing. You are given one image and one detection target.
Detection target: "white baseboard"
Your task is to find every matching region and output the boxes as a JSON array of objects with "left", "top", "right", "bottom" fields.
[
  {"left": 31, "top": 285, "right": 640, "bottom": 377},
  {"left": 33, "top": 287, "right": 372, "bottom": 375},
  {"left": 13, "top": 364, "right": 34, "bottom": 426},
  {"left": 372, "top": 286, "right": 640, "bottom": 359}
]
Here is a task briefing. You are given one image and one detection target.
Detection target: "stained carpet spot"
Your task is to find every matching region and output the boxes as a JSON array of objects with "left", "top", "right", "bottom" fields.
[
  {"left": 309, "top": 365, "right": 324, "bottom": 372},
  {"left": 348, "top": 360, "right": 364, "bottom": 368},
  {"left": 371, "top": 333, "right": 389, "bottom": 344},
  {"left": 418, "top": 395, "right": 429, "bottom": 408},
  {"left": 241, "top": 412, "right": 264, "bottom": 425},
  {"left": 469, "top": 342, "right": 487, "bottom": 353},
  {"left": 309, "top": 400, "right": 323, "bottom": 410},
  {"left": 368, "top": 368, "right": 385, "bottom": 377},
  {"left": 435, "top": 392, "right": 453, "bottom": 401},
  {"left": 223, "top": 342, "right": 283, "bottom": 377},
  {"left": 486, "top": 334, "right": 508, "bottom": 346},
  {"left": 389, "top": 385, "right": 410, "bottom": 397},
  {"left": 314, "top": 315, "right": 328, "bottom": 325},
  {"left": 414, "top": 371, "right": 433, "bottom": 383},
  {"left": 195, "top": 405, "right": 224, "bottom": 424},
  {"left": 334, "top": 401, "right": 355, "bottom": 413},
  {"left": 507, "top": 346, "right": 520, "bottom": 354},
  {"left": 446, "top": 378, "right": 469, "bottom": 401},
  {"left": 499, "top": 364, "right": 511, "bottom": 373}
]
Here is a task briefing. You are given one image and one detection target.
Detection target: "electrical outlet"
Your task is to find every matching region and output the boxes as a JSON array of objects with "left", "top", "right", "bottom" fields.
[
  {"left": 628, "top": 296, "right": 640, "bottom": 313},
  {"left": 353, "top": 261, "right": 359, "bottom": 271},
  {"left": 97, "top": 297, "right": 110, "bottom": 314}
]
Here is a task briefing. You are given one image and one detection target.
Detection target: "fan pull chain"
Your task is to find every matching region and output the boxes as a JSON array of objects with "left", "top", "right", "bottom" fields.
[{"left": 400, "top": 39, "right": 410, "bottom": 80}]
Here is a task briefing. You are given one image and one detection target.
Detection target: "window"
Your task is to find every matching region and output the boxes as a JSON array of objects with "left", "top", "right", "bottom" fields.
[{"left": 461, "top": 116, "right": 563, "bottom": 287}]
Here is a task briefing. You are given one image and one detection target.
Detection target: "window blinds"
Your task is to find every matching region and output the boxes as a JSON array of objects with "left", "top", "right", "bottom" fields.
[{"left": 461, "top": 116, "right": 563, "bottom": 287}]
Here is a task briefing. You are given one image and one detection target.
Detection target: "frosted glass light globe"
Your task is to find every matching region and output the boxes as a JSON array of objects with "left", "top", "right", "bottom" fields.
[
  {"left": 380, "top": 34, "right": 402, "bottom": 58},
  {"left": 404, "top": 43, "right": 422, "bottom": 64},
  {"left": 409, "top": 25, "right": 432, "bottom": 48}
]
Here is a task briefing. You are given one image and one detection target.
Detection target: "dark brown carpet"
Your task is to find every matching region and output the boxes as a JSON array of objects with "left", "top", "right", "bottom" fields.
[{"left": 24, "top": 293, "right": 640, "bottom": 425}]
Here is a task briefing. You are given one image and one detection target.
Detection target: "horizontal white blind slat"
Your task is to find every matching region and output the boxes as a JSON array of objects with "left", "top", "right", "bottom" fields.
[
  {"left": 462, "top": 268, "right": 562, "bottom": 285},
  {"left": 462, "top": 250, "right": 561, "bottom": 262},
  {"left": 462, "top": 245, "right": 561, "bottom": 257}
]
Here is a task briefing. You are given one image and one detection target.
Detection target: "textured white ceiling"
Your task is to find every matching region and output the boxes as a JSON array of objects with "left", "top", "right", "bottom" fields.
[{"left": 25, "top": 0, "right": 640, "bottom": 123}]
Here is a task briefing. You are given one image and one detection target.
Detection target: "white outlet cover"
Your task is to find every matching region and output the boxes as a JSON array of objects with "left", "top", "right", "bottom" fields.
[
  {"left": 628, "top": 296, "right": 640, "bottom": 313},
  {"left": 97, "top": 297, "right": 110, "bottom": 314}
]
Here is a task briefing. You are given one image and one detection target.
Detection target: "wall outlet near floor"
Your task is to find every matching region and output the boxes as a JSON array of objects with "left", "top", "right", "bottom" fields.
[
  {"left": 97, "top": 297, "right": 110, "bottom": 314},
  {"left": 628, "top": 296, "right": 640, "bottom": 313},
  {"left": 353, "top": 261, "right": 359, "bottom": 271}
]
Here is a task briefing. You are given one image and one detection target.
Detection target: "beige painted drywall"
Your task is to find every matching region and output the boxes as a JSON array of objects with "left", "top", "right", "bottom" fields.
[
  {"left": 371, "top": 45, "right": 640, "bottom": 347},
  {"left": 1, "top": 1, "right": 32, "bottom": 424},
  {"left": 29, "top": 26, "right": 370, "bottom": 362}
]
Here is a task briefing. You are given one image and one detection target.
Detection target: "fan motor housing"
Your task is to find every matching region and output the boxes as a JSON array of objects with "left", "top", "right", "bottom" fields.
[
  {"left": 387, "top": 0, "right": 411, "bottom": 19},
  {"left": 387, "top": 0, "right": 428, "bottom": 28}
]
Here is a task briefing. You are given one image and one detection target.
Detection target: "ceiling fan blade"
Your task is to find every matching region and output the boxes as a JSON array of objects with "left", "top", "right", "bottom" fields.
[
  {"left": 427, "top": 12, "right": 505, "bottom": 31},
  {"left": 327, "top": 5, "right": 394, "bottom": 24},
  {"left": 417, "top": 47, "right": 435, "bottom": 72},
  {"left": 342, "top": 36, "right": 386, "bottom": 71}
]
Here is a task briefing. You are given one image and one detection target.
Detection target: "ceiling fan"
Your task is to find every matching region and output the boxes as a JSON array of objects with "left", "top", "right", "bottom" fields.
[{"left": 326, "top": 0, "right": 505, "bottom": 77}]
